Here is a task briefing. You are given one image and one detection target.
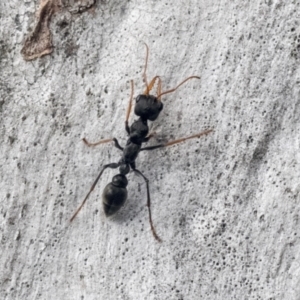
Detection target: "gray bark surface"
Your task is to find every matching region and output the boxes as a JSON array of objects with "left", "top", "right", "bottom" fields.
[{"left": 1, "top": 1, "right": 300, "bottom": 299}]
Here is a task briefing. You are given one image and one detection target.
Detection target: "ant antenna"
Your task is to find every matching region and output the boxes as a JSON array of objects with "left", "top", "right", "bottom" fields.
[
  {"left": 157, "top": 77, "right": 162, "bottom": 100},
  {"left": 157, "top": 76, "right": 200, "bottom": 98},
  {"left": 142, "top": 43, "right": 161, "bottom": 96},
  {"left": 143, "top": 76, "right": 160, "bottom": 95}
]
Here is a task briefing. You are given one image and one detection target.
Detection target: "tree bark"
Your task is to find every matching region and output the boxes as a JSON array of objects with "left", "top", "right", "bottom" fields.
[{"left": 1, "top": 1, "right": 300, "bottom": 299}]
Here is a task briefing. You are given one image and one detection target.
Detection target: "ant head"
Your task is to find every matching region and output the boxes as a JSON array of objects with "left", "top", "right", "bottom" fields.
[{"left": 134, "top": 94, "right": 163, "bottom": 121}]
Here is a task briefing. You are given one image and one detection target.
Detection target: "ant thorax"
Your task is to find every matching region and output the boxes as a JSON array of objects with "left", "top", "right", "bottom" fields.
[{"left": 129, "top": 118, "right": 149, "bottom": 144}]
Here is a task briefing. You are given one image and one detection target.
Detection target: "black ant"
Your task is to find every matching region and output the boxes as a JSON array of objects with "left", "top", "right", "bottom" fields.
[{"left": 70, "top": 44, "right": 213, "bottom": 242}]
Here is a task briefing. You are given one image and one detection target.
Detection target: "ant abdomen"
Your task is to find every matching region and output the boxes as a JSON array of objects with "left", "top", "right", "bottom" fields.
[
  {"left": 102, "top": 174, "right": 128, "bottom": 216},
  {"left": 134, "top": 94, "right": 163, "bottom": 121}
]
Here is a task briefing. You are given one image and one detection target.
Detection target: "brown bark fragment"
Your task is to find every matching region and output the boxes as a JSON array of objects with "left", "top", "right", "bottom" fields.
[
  {"left": 21, "top": 0, "right": 96, "bottom": 61},
  {"left": 21, "top": 0, "right": 61, "bottom": 61}
]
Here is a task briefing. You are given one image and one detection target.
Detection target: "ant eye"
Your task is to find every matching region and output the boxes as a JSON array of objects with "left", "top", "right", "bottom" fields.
[{"left": 136, "top": 95, "right": 141, "bottom": 102}]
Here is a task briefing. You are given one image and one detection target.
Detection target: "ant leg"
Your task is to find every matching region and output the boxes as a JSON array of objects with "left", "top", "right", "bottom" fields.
[
  {"left": 142, "top": 131, "right": 157, "bottom": 143},
  {"left": 70, "top": 162, "right": 119, "bottom": 222},
  {"left": 131, "top": 164, "right": 162, "bottom": 242},
  {"left": 142, "top": 42, "right": 149, "bottom": 92},
  {"left": 162, "top": 129, "right": 213, "bottom": 147},
  {"left": 83, "top": 137, "right": 123, "bottom": 151},
  {"left": 83, "top": 137, "right": 113, "bottom": 147},
  {"left": 141, "top": 129, "right": 213, "bottom": 151},
  {"left": 157, "top": 76, "right": 200, "bottom": 99},
  {"left": 112, "top": 138, "right": 124, "bottom": 151},
  {"left": 125, "top": 80, "right": 134, "bottom": 134}
]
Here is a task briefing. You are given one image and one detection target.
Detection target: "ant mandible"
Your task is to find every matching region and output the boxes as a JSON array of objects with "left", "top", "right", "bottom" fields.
[{"left": 70, "top": 43, "right": 213, "bottom": 242}]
